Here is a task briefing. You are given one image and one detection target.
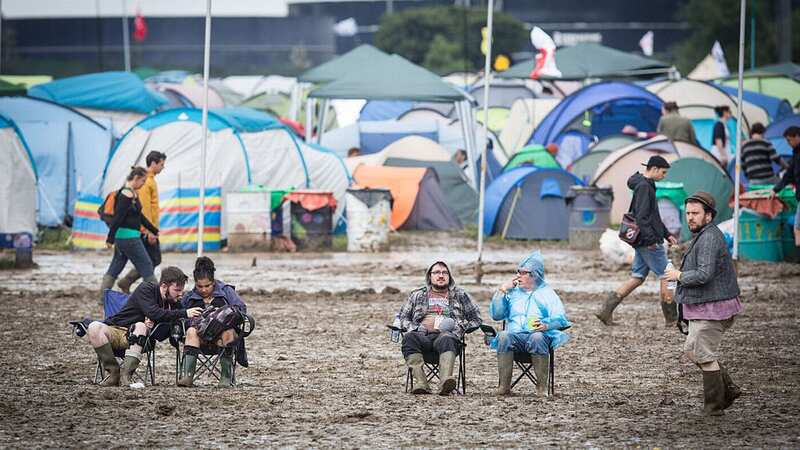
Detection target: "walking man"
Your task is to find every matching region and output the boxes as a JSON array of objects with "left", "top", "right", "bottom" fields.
[
  {"left": 657, "top": 101, "right": 698, "bottom": 146},
  {"left": 772, "top": 126, "right": 800, "bottom": 257},
  {"left": 118, "top": 151, "right": 166, "bottom": 293},
  {"left": 664, "top": 191, "right": 742, "bottom": 416},
  {"left": 596, "top": 155, "right": 678, "bottom": 327},
  {"left": 741, "top": 122, "right": 788, "bottom": 185}
]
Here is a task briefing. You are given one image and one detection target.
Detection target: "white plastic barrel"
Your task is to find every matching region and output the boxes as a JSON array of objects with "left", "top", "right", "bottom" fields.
[{"left": 346, "top": 188, "right": 392, "bottom": 252}]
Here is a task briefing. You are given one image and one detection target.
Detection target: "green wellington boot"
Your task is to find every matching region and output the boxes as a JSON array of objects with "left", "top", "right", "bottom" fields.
[
  {"left": 94, "top": 343, "right": 120, "bottom": 387},
  {"left": 406, "top": 353, "right": 430, "bottom": 394},
  {"left": 438, "top": 351, "right": 457, "bottom": 395},
  {"left": 496, "top": 352, "right": 513, "bottom": 396},
  {"left": 218, "top": 354, "right": 234, "bottom": 388},
  {"left": 177, "top": 353, "right": 198, "bottom": 387},
  {"left": 702, "top": 370, "right": 725, "bottom": 416},
  {"left": 532, "top": 354, "right": 550, "bottom": 397}
]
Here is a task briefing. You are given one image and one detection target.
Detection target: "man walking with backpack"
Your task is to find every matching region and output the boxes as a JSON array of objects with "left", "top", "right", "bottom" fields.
[{"left": 596, "top": 155, "right": 678, "bottom": 327}]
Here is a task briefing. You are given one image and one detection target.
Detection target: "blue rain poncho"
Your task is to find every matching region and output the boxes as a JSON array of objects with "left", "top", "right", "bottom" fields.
[{"left": 489, "top": 251, "right": 571, "bottom": 350}]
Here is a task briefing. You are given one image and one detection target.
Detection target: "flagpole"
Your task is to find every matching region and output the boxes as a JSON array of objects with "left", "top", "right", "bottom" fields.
[
  {"left": 197, "top": 0, "right": 212, "bottom": 257},
  {"left": 121, "top": 0, "right": 130, "bottom": 72},
  {"left": 476, "top": 0, "right": 494, "bottom": 284},
  {"left": 733, "top": 0, "right": 746, "bottom": 260}
]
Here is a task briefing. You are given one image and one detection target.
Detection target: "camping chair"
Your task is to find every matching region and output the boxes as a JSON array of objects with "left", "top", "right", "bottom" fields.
[
  {"left": 482, "top": 322, "right": 570, "bottom": 396},
  {"left": 172, "top": 311, "right": 255, "bottom": 386},
  {"left": 69, "top": 289, "right": 166, "bottom": 385},
  {"left": 387, "top": 324, "right": 481, "bottom": 395}
]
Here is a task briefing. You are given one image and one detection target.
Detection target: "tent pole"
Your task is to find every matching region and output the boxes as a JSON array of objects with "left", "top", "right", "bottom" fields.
[
  {"left": 501, "top": 186, "right": 521, "bottom": 240},
  {"left": 318, "top": 98, "right": 329, "bottom": 144},
  {"left": 732, "top": 0, "right": 746, "bottom": 261},
  {"left": 476, "top": 0, "right": 494, "bottom": 284},
  {"left": 305, "top": 97, "right": 314, "bottom": 143},
  {"left": 197, "top": 0, "right": 212, "bottom": 257},
  {"left": 121, "top": 0, "right": 131, "bottom": 72}
]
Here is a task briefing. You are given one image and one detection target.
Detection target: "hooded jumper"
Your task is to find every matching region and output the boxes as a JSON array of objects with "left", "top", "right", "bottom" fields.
[
  {"left": 397, "top": 261, "right": 482, "bottom": 339},
  {"left": 627, "top": 172, "right": 670, "bottom": 247}
]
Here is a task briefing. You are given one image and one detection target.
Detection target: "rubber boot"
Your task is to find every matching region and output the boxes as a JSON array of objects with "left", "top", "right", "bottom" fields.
[
  {"left": 719, "top": 363, "right": 741, "bottom": 409},
  {"left": 532, "top": 354, "right": 550, "bottom": 396},
  {"left": 661, "top": 300, "right": 678, "bottom": 328},
  {"left": 177, "top": 353, "right": 198, "bottom": 387},
  {"left": 100, "top": 274, "right": 116, "bottom": 304},
  {"left": 116, "top": 269, "right": 139, "bottom": 294},
  {"left": 218, "top": 354, "right": 234, "bottom": 388},
  {"left": 438, "top": 351, "right": 457, "bottom": 396},
  {"left": 94, "top": 343, "right": 120, "bottom": 387},
  {"left": 119, "top": 352, "right": 141, "bottom": 386},
  {"left": 405, "top": 353, "right": 430, "bottom": 394},
  {"left": 595, "top": 292, "right": 622, "bottom": 326},
  {"left": 702, "top": 370, "right": 726, "bottom": 416},
  {"left": 496, "top": 352, "right": 514, "bottom": 396}
]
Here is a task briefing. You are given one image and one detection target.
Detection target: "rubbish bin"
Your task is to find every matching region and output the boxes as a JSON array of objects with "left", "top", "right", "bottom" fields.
[
  {"left": 346, "top": 188, "right": 392, "bottom": 252},
  {"left": 655, "top": 181, "right": 688, "bottom": 239},
  {"left": 738, "top": 210, "right": 783, "bottom": 262},
  {"left": 566, "top": 186, "right": 613, "bottom": 250},
  {"left": 226, "top": 190, "right": 273, "bottom": 251},
  {"left": 287, "top": 190, "right": 336, "bottom": 251}
]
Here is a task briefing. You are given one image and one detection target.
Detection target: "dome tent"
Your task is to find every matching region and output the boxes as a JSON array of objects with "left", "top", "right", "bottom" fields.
[
  {"left": 0, "top": 114, "right": 37, "bottom": 235},
  {"left": 504, "top": 144, "right": 560, "bottom": 171},
  {"left": 663, "top": 158, "right": 734, "bottom": 235}
]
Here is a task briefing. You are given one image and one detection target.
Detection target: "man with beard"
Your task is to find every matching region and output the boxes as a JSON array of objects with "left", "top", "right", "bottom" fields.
[
  {"left": 664, "top": 192, "right": 742, "bottom": 416},
  {"left": 397, "top": 261, "right": 482, "bottom": 395},
  {"left": 87, "top": 266, "right": 202, "bottom": 386}
]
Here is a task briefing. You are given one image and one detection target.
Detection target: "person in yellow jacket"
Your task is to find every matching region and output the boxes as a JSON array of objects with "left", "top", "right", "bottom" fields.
[{"left": 118, "top": 151, "right": 166, "bottom": 293}]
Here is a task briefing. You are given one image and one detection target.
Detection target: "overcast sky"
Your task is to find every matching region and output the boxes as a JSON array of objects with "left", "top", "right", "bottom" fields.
[{"left": 0, "top": 0, "right": 290, "bottom": 18}]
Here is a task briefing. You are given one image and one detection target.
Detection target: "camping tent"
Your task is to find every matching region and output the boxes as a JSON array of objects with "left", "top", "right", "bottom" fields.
[
  {"left": 28, "top": 71, "right": 167, "bottom": 136},
  {"left": 568, "top": 149, "right": 612, "bottom": 184},
  {"left": 720, "top": 63, "right": 800, "bottom": 106},
  {"left": 716, "top": 84, "right": 793, "bottom": 123},
  {"left": 663, "top": 158, "right": 734, "bottom": 229},
  {"left": 344, "top": 135, "right": 452, "bottom": 174},
  {"left": 483, "top": 167, "right": 583, "bottom": 240},
  {"left": 298, "top": 45, "right": 392, "bottom": 85},
  {"left": 468, "top": 78, "right": 539, "bottom": 109},
  {"left": 765, "top": 114, "right": 800, "bottom": 157},
  {"left": 589, "top": 134, "right": 637, "bottom": 152},
  {"left": 505, "top": 144, "right": 560, "bottom": 171},
  {"left": 152, "top": 82, "right": 226, "bottom": 109},
  {"left": 0, "top": 115, "right": 37, "bottom": 234},
  {"left": 384, "top": 157, "right": 478, "bottom": 225},
  {"left": 0, "top": 96, "right": 114, "bottom": 226},
  {"left": 352, "top": 165, "right": 461, "bottom": 231},
  {"left": 499, "top": 98, "right": 561, "bottom": 155}
]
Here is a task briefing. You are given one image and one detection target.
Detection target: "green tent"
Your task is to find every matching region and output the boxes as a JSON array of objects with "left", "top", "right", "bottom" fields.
[
  {"left": 505, "top": 144, "right": 560, "bottom": 171},
  {"left": 298, "top": 44, "right": 392, "bottom": 84},
  {"left": 590, "top": 134, "right": 636, "bottom": 152},
  {"left": 568, "top": 149, "right": 611, "bottom": 183},
  {"left": 721, "top": 63, "right": 800, "bottom": 106},
  {"left": 0, "top": 79, "right": 26, "bottom": 96},
  {"left": 499, "top": 43, "right": 673, "bottom": 81},
  {"left": 663, "top": 158, "right": 733, "bottom": 239},
  {"left": 474, "top": 107, "right": 510, "bottom": 132}
]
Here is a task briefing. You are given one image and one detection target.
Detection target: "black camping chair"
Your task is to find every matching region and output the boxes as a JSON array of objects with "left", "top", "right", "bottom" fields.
[
  {"left": 171, "top": 311, "right": 255, "bottom": 386},
  {"left": 482, "top": 322, "right": 570, "bottom": 396},
  {"left": 387, "top": 324, "right": 483, "bottom": 395},
  {"left": 70, "top": 289, "right": 167, "bottom": 385}
]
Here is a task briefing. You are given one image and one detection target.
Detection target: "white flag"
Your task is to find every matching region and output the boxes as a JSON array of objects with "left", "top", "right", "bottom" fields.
[
  {"left": 711, "top": 41, "right": 730, "bottom": 77},
  {"left": 529, "top": 27, "right": 561, "bottom": 79},
  {"left": 639, "top": 31, "right": 654, "bottom": 56},
  {"left": 333, "top": 17, "right": 358, "bottom": 37}
]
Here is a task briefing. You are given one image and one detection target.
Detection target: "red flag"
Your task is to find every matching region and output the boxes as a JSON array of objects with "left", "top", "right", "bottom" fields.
[{"left": 133, "top": 9, "right": 148, "bottom": 42}]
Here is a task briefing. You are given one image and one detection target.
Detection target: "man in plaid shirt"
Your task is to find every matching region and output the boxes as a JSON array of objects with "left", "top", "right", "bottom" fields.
[{"left": 398, "top": 261, "right": 482, "bottom": 395}]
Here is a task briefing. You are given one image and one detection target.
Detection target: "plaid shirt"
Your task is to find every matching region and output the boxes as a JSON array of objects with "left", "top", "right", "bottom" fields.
[{"left": 398, "top": 285, "right": 482, "bottom": 339}]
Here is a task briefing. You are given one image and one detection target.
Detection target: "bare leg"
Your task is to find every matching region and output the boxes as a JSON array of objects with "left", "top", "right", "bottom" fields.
[{"left": 185, "top": 327, "right": 201, "bottom": 347}]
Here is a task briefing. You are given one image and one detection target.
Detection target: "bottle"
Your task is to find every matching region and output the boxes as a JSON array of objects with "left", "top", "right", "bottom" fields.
[
  {"left": 665, "top": 260, "right": 677, "bottom": 291},
  {"left": 390, "top": 313, "right": 401, "bottom": 343}
]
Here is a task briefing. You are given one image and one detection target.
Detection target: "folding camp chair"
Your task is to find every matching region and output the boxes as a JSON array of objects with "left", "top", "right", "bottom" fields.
[
  {"left": 387, "top": 324, "right": 481, "bottom": 395},
  {"left": 70, "top": 289, "right": 166, "bottom": 385},
  {"left": 172, "top": 312, "right": 255, "bottom": 386}
]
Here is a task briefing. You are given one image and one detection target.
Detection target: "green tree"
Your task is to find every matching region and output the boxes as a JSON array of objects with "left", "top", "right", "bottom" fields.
[{"left": 374, "top": 6, "right": 528, "bottom": 74}]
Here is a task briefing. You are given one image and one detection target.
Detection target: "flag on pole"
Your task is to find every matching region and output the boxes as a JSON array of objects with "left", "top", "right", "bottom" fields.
[
  {"left": 711, "top": 40, "right": 730, "bottom": 77},
  {"left": 333, "top": 18, "right": 358, "bottom": 37},
  {"left": 133, "top": 8, "right": 148, "bottom": 42},
  {"left": 639, "top": 31, "right": 654, "bottom": 56},
  {"left": 528, "top": 27, "right": 561, "bottom": 79}
]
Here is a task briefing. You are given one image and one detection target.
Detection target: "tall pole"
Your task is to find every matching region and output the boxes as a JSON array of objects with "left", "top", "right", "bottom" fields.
[
  {"left": 476, "top": 0, "right": 493, "bottom": 283},
  {"left": 0, "top": 0, "right": 3, "bottom": 74},
  {"left": 749, "top": 0, "right": 756, "bottom": 69},
  {"left": 121, "top": 0, "right": 130, "bottom": 72},
  {"left": 733, "top": 0, "right": 746, "bottom": 260},
  {"left": 197, "top": 0, "right": 212, "bottom": 257}
]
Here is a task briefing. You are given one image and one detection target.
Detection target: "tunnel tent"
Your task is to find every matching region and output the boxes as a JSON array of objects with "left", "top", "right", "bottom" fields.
[
  {"left": 716, "top": 84, "right": 793, "bottom": 123},
  {"left": 483, "top": 166, "right": 584, "bottom": 240},
  {"left": 352, "top": 165, "right": 461, "bottom": 231},
  {"left": 568, "top": 149, "right": 612, "bottom": 184},
  {"left": 0, "top": 96, "right": 114, "bottom": 226},
  {"left": 765, "top": 114, "right": 800, "bottom": 157},
  {"left": 505, "top": 144, "right": 560, "bottom": 171},
  {"left": 0, "top": 114, "right": 38, "bottom": 234}
]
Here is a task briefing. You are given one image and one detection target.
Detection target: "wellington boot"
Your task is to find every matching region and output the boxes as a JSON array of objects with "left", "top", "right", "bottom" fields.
[
  {"left": 100, "top": 275, "right": 116, "bottom": 304},
  {"left": 177, "top": 354, "right": 197, "bottom": 387},
  {"left": 405, "top": 353, "right": 430, "bottom": 394},
  {"left": 719, "top": 363, "right": 741, "bottom": 409},
  {"left": 116, "top": 269, "right": 140, "bottom": 294},
  {"left": 661, "top": 300, "right": 678, "bottom": 328},
  {"left": 95, "top": 343, "right": 120, "bottom": 387},
  {"left": 218, "top": 355, "right": 234, "bottom": 388},
  {"left": 532, "top": 354, "right": 550, "bottom": 396},
  {"left": 702, "top": 370, "right": 725, "bottom": 416},
  {"left": 438, "top": 351, "right": 457, "bottom": 395},
  {"left": 595, "top": 292, "right": 622, "bottom": 326},
  {"left": 496, "top": 352, "right": 514, "bottom": 396},
  {"left": 119, "top": 354, "right": 141, "bottom": 386}
]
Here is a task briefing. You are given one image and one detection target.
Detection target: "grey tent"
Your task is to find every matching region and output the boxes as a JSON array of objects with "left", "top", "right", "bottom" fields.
[
  {"left": 568, "top": 149, "right": 612, "bottom": 184},
  {"left": 384, "top": 157, "right": 478, "bottom": 225}
]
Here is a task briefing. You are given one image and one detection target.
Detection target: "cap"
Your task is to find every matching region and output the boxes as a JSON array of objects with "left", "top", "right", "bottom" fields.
[
  {"left": 685, "top": 191, "right": 717, "bottom": 218},
  {"left": 642, "top": 155, "right": 671, "bottom": 169}
]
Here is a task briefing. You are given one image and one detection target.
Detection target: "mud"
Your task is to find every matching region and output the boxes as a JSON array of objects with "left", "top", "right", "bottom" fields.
[{"left": 1, "top": 232, "right": 799, "bottom": 448}]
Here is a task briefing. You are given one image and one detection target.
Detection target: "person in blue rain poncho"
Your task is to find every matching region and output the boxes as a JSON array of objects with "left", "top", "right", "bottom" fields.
[{"left": 489, "top": 250, "right": 571, "bottom": 396}]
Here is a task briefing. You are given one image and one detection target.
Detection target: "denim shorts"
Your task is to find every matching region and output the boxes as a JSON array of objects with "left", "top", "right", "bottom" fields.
[{"left": 631, "top": 243, "right": 668, "bottom": 279}]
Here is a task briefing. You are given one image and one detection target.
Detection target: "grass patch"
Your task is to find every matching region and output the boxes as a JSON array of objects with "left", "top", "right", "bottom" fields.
[{"left": 37, "top": 227, "right": 71, "bottom": 251}]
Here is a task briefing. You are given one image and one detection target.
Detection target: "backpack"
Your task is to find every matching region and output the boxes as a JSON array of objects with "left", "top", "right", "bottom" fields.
[
  {"left": 97, "top": 188, "right": 128, "bottom": 226},
  {"left": 196, "top": 305, "right": 244, "bottom": 342}
]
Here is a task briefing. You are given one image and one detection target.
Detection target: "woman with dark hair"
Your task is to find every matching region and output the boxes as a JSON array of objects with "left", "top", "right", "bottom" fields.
[
  {"left": 177, "top": 256, "right": 247, "bottom": 387},
  {"left": 100, "top": 166, "right": 160, "bottom": 300}
]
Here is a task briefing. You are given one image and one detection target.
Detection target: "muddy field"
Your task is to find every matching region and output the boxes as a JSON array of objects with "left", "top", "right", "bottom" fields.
[{"left": 1, "top": 233, "right": 799, "bottom": 448}]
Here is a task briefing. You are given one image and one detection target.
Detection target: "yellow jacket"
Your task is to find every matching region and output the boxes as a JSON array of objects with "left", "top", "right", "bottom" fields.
[{"left": 137, "top": 173, "right": 160, "bottom": 231}]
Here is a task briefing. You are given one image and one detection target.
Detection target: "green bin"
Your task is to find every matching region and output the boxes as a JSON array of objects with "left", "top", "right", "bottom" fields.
[
  {"left": 749, "top": 184, "right": 797, "bottom": 262},
  {"left": 738, "top": 211, "right": 783, "bottom": 262}
]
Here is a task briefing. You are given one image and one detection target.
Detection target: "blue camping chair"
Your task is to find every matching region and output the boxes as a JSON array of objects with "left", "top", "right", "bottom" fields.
[{"left": 70, "top": 289, "right": 168, "bottom": 385}]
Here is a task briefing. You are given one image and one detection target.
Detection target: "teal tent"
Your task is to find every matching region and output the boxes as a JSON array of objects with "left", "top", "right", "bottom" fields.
[
  {"left": 568, "top": 149, "right": 611, "bottom": 184},
  {"left": 663, "top": 158, "right": 733, "bottom": 238}
]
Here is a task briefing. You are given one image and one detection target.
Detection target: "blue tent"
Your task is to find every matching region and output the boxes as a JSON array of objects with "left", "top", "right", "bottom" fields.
[
  {"left": 530, "top": 81, "right": 663, "bottom": 146},
  {"left": 360, "top": 100, "right": 414, "bottom": 122},
  {"left": 0, "top": 96, "right": 114, "bottom": 226},
  {"left": 28, "top": 71, "right": 167, "bottom": 114},
  {"left": 765, "top": 114, "right": 800, "bottom": 157},
  {"left": 484, "top": 167, "right": 584, "bottom": 240},
  {"left": 716, "top": 84, "right": 793, "bottom": 123}
]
